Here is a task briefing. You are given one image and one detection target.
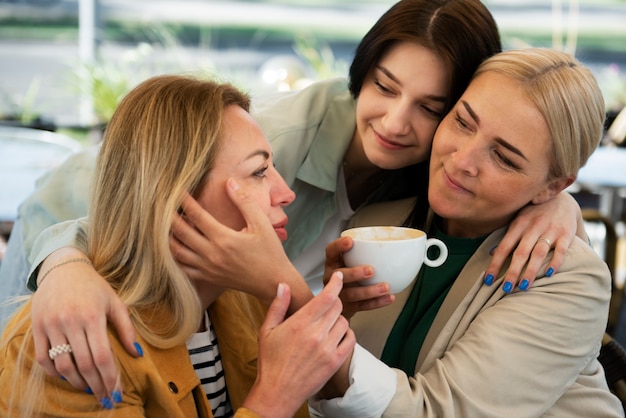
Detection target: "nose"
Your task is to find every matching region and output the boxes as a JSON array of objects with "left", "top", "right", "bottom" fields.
[
  {"left": 382, "top": 100, "right": 411, "bottom": 137},
  {"left": 449, "top": 138, "right": 480, "bottom": 177},
  {"left": 269, "top": 168, "right": 296, "bottom": 207}
]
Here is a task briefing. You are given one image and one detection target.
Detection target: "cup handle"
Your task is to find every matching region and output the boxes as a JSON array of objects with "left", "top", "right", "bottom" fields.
[{"left": 424, "top": 238, "right": 448, "bottom": 268}]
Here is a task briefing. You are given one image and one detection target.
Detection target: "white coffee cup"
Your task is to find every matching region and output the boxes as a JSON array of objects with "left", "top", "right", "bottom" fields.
[{"left": 340, "top": 226, "right": 448, "bottom": 294}]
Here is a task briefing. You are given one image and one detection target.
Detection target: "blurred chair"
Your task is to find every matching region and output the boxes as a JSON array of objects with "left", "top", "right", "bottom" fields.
[
  {"left": 599, "top": 333, "right": 626, "bottom": 411},
  {"left": 581, "top": 209, "right": 622, "bottom": 335},
  {"left": 0, "top": 125, "right": 81, "bottom": 232},
  {"left": 585, "top": 206, "right": 626, "bottom": 411}
]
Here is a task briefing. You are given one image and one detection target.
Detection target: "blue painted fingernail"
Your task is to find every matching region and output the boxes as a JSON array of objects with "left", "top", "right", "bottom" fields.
[
  {"left": 134, "top": 341, "right": 144, "bottom": 357},
  {"left": 100, "top": 397, "right": 113, "bottom": 410},
  {"left": 484, "top": 274, "right": 494, "bottom": 286},
  {"left": 546, "top": 267, "right": 555, "bottom": 277},
  {"left": 112, "top": 390, "right": 123, "bottom": 403},
  {"left": 489, "top": 245, "right": 498, "bottom": 255},
  {"left": 85, "top": 387, "right": 93, "bottom": 395},
  {"left": 503, "top": 281, "right": 513, "bottom": 293},
  {"left": 60, "top": 375, "right": 67, "bottom": 381},
  {"left": 519, "top": 279, "right": 529, "bottom": 291}
]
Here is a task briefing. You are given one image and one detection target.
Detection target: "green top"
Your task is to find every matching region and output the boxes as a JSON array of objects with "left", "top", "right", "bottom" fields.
[{"left": 381, "top": 227, "right": 487, "bottom": 375}]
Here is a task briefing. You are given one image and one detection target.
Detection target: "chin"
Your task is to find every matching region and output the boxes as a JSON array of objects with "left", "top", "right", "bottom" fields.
[
  {"left": 429, "top": 198, "right": 459, "bottom": 219},
  {"left": 368, "top": 151, "right": 411, "bottom": 170}
]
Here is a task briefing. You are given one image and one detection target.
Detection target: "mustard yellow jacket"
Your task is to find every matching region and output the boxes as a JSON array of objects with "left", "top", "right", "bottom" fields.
[{"left": 0, "top": 291, "right": 309, "bottom": 418}]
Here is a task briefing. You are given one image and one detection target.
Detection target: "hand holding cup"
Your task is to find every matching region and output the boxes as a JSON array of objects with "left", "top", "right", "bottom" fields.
[{"left": 340, "top": 226, "right": 448, "bottom": 294}]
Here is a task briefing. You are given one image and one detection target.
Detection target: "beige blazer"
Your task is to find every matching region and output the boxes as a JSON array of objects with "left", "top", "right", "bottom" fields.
[{"left": 349, "top": 198, "right": 624, "bottom": 417}]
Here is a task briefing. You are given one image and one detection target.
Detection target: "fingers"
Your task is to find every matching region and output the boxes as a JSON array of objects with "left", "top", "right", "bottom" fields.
[
  {"left": 484, "top": 213, "right": 552, "bottom": 292},
  {"left": 324, "top": 237, "right": 353, "bottom": 272},
  {"left": 546, "top": 237, "right": 567, "bottom": 276},
  {"left": 511, "top": 237, "right": 553, "bottom": 291},
  {"left": 487, "top": 234, "right": 561, "bottom": 293},
  {"left": 335, "top": 328, "right": 356, "bottom": 360},
  {"left": 224, "top": 178, "right": 270, "bottom": 232},
  {"left": 32, "top": 317, "right": 62, "bottom": 379},
  {"left": 341, "top": 286, "right": 394, "bottom": 307},
  {"left": 170, "top": 216, "right": 211, "bottom": 270},
  {"left": 179, "top": 193, "right": 222, "bottom": 234},
  {"left": 30, "top": 258, "right": 127, "bottom": 407},
  {"left": 500, "top": 236, "right": 537, "bottom": 291},
  {"left": 301, "top": 272, "right": 344, "bottom": 319},
  {"left": 108, "top": 300, "right": 137, "bottom": 358},
  {"left": 69, "top": 327, "right": 108, "bottom": 397},
  {"left": 35, "top": 306, "right": 128, "bottom": 407},
  {"left": 262, "top": 283, "right": 291, "bottom": 331},
  {"left": 33, "top": 313, "right": 94, "bottom": 393},
  {"left": 488, "top": 192, "right": 579, "bottom": 292},
  {"left": 306, "top": 272, "right": 353, "bottom": 355},
  {"left": 338, "top": 277, "right": 391, "bottom": 304}
]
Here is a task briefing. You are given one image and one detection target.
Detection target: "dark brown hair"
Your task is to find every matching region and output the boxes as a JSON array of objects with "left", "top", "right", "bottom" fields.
[
  {"left": 350, "top": 0, "right": 502, "bottom": 228},
  {"left": 349, "top": 0, "right": 502, "bottom": 113}
]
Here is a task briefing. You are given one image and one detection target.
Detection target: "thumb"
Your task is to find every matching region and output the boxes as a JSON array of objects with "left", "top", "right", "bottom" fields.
[{"left": 262, "top": 283, "right": 291, "bottom": 332}]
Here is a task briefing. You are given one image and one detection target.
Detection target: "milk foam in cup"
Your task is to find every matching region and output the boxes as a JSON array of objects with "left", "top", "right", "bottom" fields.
[{"left": 340, "top": 226, "right": 448, "bottom": 294}]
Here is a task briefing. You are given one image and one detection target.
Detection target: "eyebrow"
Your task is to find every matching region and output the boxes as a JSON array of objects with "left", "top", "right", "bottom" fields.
[
  {"left": 376, "top": 65, "right": 447, "bottom": 103},
  {"left": 245, "top": 150, "right": 270, "bottom": 161},
  {"left": 460, "top": 100, "right": 529, "bottom": 161}
]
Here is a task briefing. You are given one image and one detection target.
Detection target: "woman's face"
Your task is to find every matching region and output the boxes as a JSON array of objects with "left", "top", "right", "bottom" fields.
[
  {"left": 196, "top": 105, "right": 295, "bottom": 241},
  {"left": 355, "top": 41, "right": 450, "bottom": 170},
  {"left": 428, "top": 72, "right": 570, "bottom": 238}
]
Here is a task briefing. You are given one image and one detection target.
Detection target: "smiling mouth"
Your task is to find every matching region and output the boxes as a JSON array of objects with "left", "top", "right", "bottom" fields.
[
  {"left": 375, "top": 132, "right": 409, "bottom": 150},
  {"left": 443, "top": 169, "right": 471, "bottom": 194}
]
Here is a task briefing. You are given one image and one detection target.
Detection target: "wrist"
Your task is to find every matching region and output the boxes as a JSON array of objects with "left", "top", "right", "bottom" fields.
[
  {"left": 37, "top": 247, "right": 91, "bottom": 287},
  {"left": 242, "top": 382, "right": 303, "bottom": 418},
  {"left": 280, "top": 265, "right": 313, "bottom": 314}
]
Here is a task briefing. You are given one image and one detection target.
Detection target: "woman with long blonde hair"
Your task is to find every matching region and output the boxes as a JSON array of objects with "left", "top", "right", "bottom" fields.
[{"left": 0, "top": 75, "right": 353, "bottom": 417}]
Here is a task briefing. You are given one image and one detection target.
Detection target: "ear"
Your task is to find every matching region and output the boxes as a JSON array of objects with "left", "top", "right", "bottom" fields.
[{"left": 531, "top": 176, "right": 576, "bottom": 205}]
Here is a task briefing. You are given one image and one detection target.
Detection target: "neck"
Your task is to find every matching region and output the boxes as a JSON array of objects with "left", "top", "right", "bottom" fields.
[
  {"left": 193, "top": 280, "right": 222, "bottom": 312},
  {"left": 438, "top": 216, "right": 512, "bottom": 239},
  {"left": 193, "top": 282, "right": 223, "bottom": 333}
]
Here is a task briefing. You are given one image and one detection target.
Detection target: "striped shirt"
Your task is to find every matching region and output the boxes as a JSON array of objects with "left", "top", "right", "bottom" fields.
[{"left": 187, "top": 311, "right": 234, "bottom": 418}]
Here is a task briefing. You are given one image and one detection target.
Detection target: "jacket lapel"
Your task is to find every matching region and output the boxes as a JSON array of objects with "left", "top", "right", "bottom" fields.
[{"left": 417, "top": 230, "right": 507, "bottom": 371}]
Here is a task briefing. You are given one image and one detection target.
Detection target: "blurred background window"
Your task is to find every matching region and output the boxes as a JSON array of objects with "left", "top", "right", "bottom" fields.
[{"left": 0, "top": 0, "right": 624, "bottom": 139}]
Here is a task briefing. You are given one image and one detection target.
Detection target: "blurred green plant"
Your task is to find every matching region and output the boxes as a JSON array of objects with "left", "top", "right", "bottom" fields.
[
  {"left": 0, "top": 76, "right": 42, "bottom": 123},
  {"left": 293, "top": 35, "right": 348, "bottom": 80},
  {"left": 71, "top": 42, "right": 155, "bottom": 124}
]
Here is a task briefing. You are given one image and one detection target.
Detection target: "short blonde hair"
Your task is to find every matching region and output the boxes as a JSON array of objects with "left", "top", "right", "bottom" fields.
[{"left": 474, "top": 48, "right": 605, "bottom": 180}]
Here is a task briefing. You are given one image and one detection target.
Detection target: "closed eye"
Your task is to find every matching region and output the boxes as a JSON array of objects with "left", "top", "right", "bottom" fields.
[
  {"left": 424, "top": 104, "right": 444, "bottom": 119},
  {"left": 254, "top": 166, "right": 269, "bottom": 178},
  {"left": 454, "top": 112, "right": 471, "bottom": 131},
  {"left": 494, "top": 151, "right": 520, "bottom": 170},
  {"left": 374, "top": 79, "right": 393, "bottom": 95}
]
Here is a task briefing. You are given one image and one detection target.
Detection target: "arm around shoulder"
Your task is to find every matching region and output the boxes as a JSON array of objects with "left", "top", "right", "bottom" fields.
[{"left": 27, "top": 217, "right": 90, "bottom": 291}]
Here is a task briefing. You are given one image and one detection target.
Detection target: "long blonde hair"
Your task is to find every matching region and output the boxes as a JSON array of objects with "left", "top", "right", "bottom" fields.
[
  {"left": 89, "top": 75, "right": 251, "bottom": 347},
  {"left": 1, "top": 75, "right": 251, "bottom": 417}
]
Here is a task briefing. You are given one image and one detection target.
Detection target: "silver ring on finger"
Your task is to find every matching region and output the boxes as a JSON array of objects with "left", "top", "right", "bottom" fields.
[{"left": 536, "top": 237, "right": 552, "bottom": 248}]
